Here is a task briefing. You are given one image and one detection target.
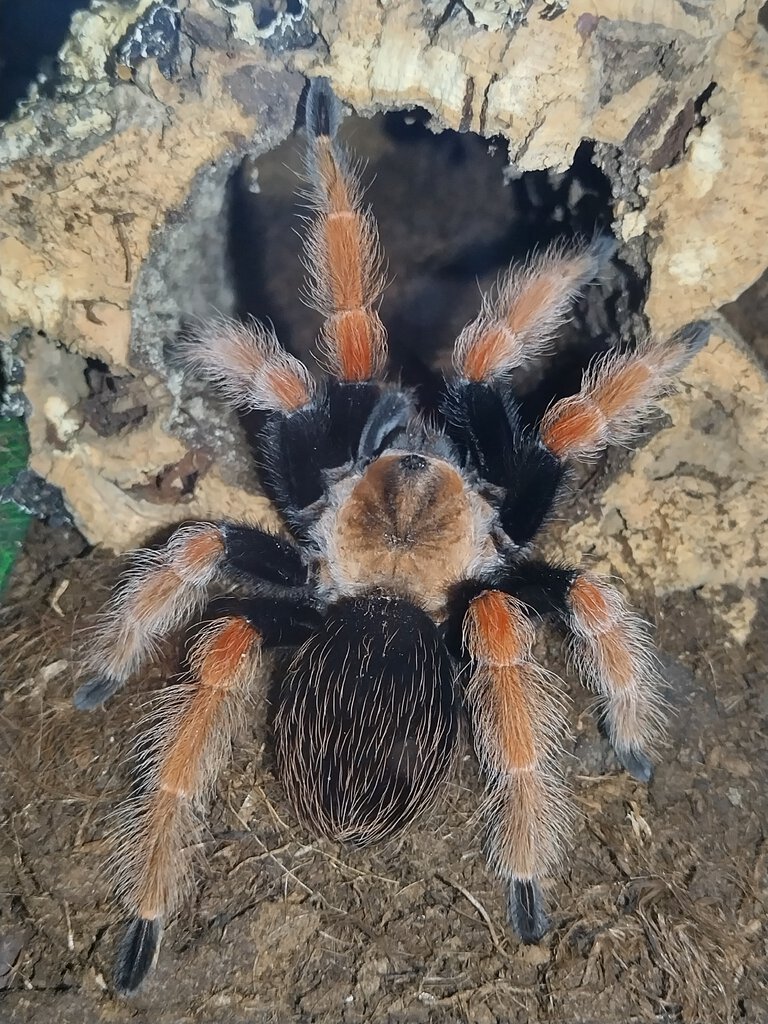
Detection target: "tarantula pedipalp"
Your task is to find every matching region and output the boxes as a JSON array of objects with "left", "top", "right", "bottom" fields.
[{"left": 74, "top": 77, "right": 710, "bottom": 995}]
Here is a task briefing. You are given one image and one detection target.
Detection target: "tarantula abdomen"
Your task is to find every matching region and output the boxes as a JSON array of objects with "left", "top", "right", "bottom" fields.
[{"left": 274, "top": 595, "right": 458, "bottom": 846}]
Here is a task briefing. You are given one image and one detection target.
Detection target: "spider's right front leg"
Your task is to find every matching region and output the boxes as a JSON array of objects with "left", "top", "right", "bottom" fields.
[
  {"left": 74, "top": 522, "right": 307, "bottom": 709},
  {"left": 463, "top": 589, "right": 573, "bottom": 942}
]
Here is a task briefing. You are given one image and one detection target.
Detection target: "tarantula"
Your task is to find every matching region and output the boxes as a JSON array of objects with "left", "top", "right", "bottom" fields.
[{"left": 75, "top": 78, "right": 709, "bottom": 995}]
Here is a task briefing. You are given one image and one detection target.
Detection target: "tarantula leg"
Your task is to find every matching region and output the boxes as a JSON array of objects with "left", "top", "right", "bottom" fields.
[
  {"left": 498, "top": 561, "right": 666, "bottom": 781},
  {"left": 509, "top": 878, "right": 549, "bottom": 944},
  {"left": 112, "top": 615, "right": 261, "bottom": 995},
  {"left": 75, "top": 523, "right": 307, "bottom": 709},
  {"left": 463, "top": 590, "right": 573, "bottom": 942},
  {"left": 566, "top": 572, "right": 665, "bottom": 781},
  {"left": 452, "top": 235, "right": 614, "bottom": 383},
  {"left": 540, "top": 320, "right": 711, "bottom": 461},
  {"left": 301, "top": 77, "right": 388, "bottom": 382},
  {"left": 181, "top": 317, "right": 315, "bottom": 413}
]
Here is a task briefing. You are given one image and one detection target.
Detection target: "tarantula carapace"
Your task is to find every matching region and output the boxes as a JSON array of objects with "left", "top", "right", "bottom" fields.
[{"left": 75, "top": 78, "right": 709, "bottom": 995}]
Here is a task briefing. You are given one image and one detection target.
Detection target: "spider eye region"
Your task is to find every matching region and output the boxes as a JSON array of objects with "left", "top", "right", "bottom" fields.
[{"left": 321, "top": 454, "right": 496, "bottom": 611}]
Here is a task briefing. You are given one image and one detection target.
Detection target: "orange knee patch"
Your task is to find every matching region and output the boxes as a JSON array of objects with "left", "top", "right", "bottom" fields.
[
  {"left": 459, "top": 323, "right": 515, "bottom": 382},
  {"left": 540, "top": 395, "right": 606, "bottom": 458},
  {"left": 569, "top": 574, "right": 620, "bottom": 633},
  {"left": 263, "top": 365, "right": 315, "bottom": 411},
  {"left": 193, "top": 617, "right": 259, "bottom": 690},
  {"left": 172, "top": 527, "right": 225, "bottom": 576},
  {"left": 326, "top": 308, "right": 386, "bottom": 381},
  {"left": 465, "top": 590, "right": 534, "bottom": 666}
]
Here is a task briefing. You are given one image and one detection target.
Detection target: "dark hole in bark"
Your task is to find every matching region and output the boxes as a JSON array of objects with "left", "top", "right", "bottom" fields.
[
  {"left": 758, "top": 2, "right": 768, "bottom": 31},
  {"left": 721, "top": 264, "right": 768, "bottom": 368},
  {"left": 79, "top": 357, "right": 148, "bottom": 438},
  {"left": 227, "top": 111, "right": 647, "bottom": 427},
  {"left": 0, "top": 0, "right": 90, "bottom": 121}
]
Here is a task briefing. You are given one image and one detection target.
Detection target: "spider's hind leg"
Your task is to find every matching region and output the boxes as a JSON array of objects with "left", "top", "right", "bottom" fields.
[
  {"left": 112, "top": 612, "right": 261, "bottom": 995},
  {"left": 500, "top": 560, "right": 666, "bottom": 782},
  {"left": 112, "top": 593, "right": 321, "bottom": 995},
  {"left": 462, "top": 589, "right": 573, "bottom": 942}
]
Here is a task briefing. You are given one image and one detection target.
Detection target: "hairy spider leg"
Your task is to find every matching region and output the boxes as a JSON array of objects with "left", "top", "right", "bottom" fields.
[
  {"left": 442, "top": 237, "right": 612, "bottom": 546},
  {"left": 540, "top": 320, "right": 711, "bottom": 460},
  {"left": 497, "top": 560, "right": 666, "bottom": 782},
  {"left": 111, "top": 593, "right": 320, "bottom": 996},
  {"left": 182, "top": 316, "right": 316, "bottom": 414},
  {"left": 452, "top": 235, "right": 615, "bottom": 383},
  {"left": 442, "top": 380, "right": 565, "bottom": 546},
  {"left": 463, "top": 590, "right": 573, "bottom": 942},
  {"left": 74, "top": 523, "right": 307, "bottom": 709},
  {"left": 302, "top": 77, "right": 388, "bottom": 382}
]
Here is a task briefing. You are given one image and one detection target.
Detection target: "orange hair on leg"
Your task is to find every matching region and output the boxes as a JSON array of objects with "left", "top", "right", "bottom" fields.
[
  {"left": 111, "top": 616, "right": 260, "bottom": 990},
  {"left": 464, "top": 591, "right": 572, "bottom": 888},
  {"left": 181, "top": 317, "right": 315, "bottom": 413},
  {"left": 540, "top": 322, "right": 710, "bottom": 460},
  {"left": 567, "top": 572, "right": 666, "bottom": 779},
  {"left": 453, "top": 237, "right": 613, "bottom": 383},
  {"left": 78, "top": 523, "right": 226, "bottom": 708},
  {"left": 302, "top": 80, "right": 388, "bottom": 381}
]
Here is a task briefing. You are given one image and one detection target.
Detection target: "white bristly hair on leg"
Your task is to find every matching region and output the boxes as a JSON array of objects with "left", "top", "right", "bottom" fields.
[
  {"left": 453, "top": 235, "right": 615, "bottom": 383},
  {"left": 181, "top": 316, "right": 316, "bottom": 413}
]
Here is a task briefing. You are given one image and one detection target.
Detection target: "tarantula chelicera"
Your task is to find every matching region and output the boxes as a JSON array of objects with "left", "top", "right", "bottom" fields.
[{"left": 75, "top": 78, "right": 709, "bottom": 995}]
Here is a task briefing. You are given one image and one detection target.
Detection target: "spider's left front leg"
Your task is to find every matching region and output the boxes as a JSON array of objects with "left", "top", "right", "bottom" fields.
[
  {"left": 462, "top": 589, "right": 573, "bottom": 942},
  {"left": 502, "top": 560, "right": 666, "bottom": 782}
]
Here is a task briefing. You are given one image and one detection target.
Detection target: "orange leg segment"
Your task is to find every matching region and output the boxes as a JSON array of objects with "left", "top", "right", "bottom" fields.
[
  {"left": 567, "top": 572, "right": 666, "bottom": 781},
  {"left": 464, "top": 590, "right": 572, "bottom": 941},
  {"left": 181, "top": 317, "right": 316, "bottom": 414},
  {"left": 112, "top": 616, "right": 261, "bottom": 994},
  {"left": 453, "top": 237, "right": 613, "bottom": 383},
  {"left": 75, "top": 523, "right": 227, "bottom": 710},
  {"left": 541, "top": 322, "right": 710, "bottom": 460},
  {"left": 302, "top": 81, "right": 388, "bottom": 382}
]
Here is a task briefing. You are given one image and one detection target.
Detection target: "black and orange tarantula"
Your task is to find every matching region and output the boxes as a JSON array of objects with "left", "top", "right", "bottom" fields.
[{"left": 75, "top": 79, "right": 709, "bottom": 995}]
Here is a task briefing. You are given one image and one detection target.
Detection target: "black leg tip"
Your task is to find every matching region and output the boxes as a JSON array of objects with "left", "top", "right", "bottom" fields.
[
  {"left": 508, "top": 879, "right": 549, "bottom": 944},
  {"left": 306, "top": 76, "right": 341, "bottom": 140},
  {"left": 617, "top": 747, "right": 654, "bottom": 783},
  {"left": 114, "top": 917, "right": 162, "bottom": 997},
  {"left": 73, "top": 676, "right": 120, "bottom": 710},
  {"left": 589, "top": 233, "right": 619, "bottom": 273},
  {"left": 672, "top": 319, "right": 712, "bottom": 359}
]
